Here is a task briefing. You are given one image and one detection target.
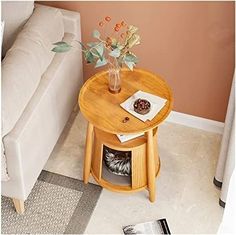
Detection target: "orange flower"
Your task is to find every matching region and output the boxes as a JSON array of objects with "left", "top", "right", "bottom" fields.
[
  {"left": 114, "top": 26, "right": 120, "bottom": 32},
  {"left": 105, "top": 16, "right": 111, "bottom": 22},
  {"left": 99, "top": 21, "right": 104, "bottom": 27},
  {"left": 115, "top": 23, "right": 121, "bottom": 28},
  {"left": 121, "top": 21, "right": 126, "bottom": 26}
]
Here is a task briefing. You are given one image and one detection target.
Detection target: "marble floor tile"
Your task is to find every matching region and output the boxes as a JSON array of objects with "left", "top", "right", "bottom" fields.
[{"left": 44, "top": 111, "right": 224, "bottom": 234}]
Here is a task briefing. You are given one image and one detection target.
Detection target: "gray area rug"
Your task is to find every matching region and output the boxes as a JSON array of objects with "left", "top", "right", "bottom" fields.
[{"left": 1, "top": 170, "right": 102, "bottom": 234}]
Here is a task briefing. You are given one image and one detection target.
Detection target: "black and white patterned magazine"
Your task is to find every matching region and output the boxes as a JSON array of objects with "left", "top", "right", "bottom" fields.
[{"left": 123, "top": 218, "right": 171, "bottom": 234}]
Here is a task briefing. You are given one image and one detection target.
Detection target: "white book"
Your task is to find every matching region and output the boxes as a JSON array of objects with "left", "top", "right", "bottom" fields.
[{"left": 116, "top": 133, "right": 144, "bottom": 143}]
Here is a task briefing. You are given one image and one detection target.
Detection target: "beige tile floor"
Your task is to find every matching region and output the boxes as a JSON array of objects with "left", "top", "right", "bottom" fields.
[{"left": 44, "top": 111, "right": 224, "bottom": 234}]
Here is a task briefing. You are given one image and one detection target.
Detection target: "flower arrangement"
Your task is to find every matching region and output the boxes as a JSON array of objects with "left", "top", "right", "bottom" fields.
[{"left": 52, "top": 16, "right": 141, "bottom": 71}]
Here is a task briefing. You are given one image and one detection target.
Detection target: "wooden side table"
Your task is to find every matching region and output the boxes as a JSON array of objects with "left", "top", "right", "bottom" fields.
[{"left": 79, "top": 68, "right": 173, "bottom": 202}]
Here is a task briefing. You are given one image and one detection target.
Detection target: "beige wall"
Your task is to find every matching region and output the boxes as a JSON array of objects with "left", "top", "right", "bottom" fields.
[{"left": 41, "top": 1, "right": 235, "bottom": 122}]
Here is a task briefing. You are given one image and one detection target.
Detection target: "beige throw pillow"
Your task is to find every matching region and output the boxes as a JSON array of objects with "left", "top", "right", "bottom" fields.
[
  {"left": 1, "top": 1, "right": 34, "bottom": 57},
  {"left": 2, "top": 5, "right": 64, "bottom": 137}
]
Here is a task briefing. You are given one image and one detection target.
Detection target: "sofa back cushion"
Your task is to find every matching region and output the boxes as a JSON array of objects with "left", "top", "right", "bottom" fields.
[
  {"left": 2, "top": 6, "right": 64, "bottom": 137},
  {"left": 1, "top": 1, "right": 34, "bottom": 57}
]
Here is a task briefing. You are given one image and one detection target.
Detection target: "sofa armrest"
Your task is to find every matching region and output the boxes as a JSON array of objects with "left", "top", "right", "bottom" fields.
[
  {"left": 60, "top": 8, "right": 81, "bottom": 41},
  {"left": 35, "top": 4, "right": 81, "bottom": 41}
]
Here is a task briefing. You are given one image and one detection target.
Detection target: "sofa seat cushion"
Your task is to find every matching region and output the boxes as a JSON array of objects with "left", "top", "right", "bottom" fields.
[
  {"left": 1, "top": 6, "right": 64, "bottom": 137},
  {"left": 2, "top": 33, "right": 83, "bottom": 199}
]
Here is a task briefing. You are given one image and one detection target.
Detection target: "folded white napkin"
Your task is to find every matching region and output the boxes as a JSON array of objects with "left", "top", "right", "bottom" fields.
[{"left": 120, "top": 90, "right": 167, "bottom": 122}]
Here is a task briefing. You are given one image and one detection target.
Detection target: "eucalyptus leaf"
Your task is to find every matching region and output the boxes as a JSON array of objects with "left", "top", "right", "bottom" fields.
[
  {"left": 111, "top": 44, "right": 118, "bottom": 50},
  {"left": 109, "top": 48, "right": 121, "bottom": 58},
  {"left": 87, "top": 42, "right": 99, "bottom": 47},
  {"left": 124, "top": 53, "right": 138, "bottom": 63},
  {"left": 128, "top": 25, "right": 138, "bottom": 34},
  {"left": 91, "top": 49, "right": 102, "bottom": 60},
  {"left": 117, "top": 44, "right": 124, "bottom": 50},
  {"left": 95, "top": 58, "right": 107, "bottom": 68},
  {"left": 127, "top": 34, "right": 141, "bottom": 48},
  {"left": 124, "top": 60, "right": 135, "bottom": 71},
  {"left": 85, "top": 50, "right": 95, "bottom": 63},
  {"left": 52, "top": 44, "right": 72, "bottom": 53},
  {"left": 92, "top": 29, "right": 100, "bottom": 39},
  {"left": 94, "top": 43, "right": 104, "bottom": 57},
  {"left": 53, "top": 41, "right": 70, "bottom": 46},
  {"left": 78, "top": 41, "right": 87, "bottom": 50},
  {"left": 90, "top": 43, "right": 104, "bottom": 60}
]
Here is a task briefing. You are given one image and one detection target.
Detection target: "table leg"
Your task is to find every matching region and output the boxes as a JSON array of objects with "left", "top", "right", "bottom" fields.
[
  {"left": 147, "top": 129, "right": 156, "bottom": 202},
  {"left": 83, "top": 122, "right": 94, "bottom": 184}
]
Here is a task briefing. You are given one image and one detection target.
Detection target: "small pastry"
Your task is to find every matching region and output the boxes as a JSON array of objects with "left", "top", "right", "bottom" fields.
[{"left": 133, "top": 98, "right": 151, "bottom": 115}]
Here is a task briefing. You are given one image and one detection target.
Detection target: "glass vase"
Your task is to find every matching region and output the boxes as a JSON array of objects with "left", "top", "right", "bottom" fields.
[{"left": 108, "top": 60, "right": 121, "bottom": 94}]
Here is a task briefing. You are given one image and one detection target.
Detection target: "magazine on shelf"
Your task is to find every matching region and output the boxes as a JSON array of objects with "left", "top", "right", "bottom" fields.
[
  {"left": 116, "top": 133, "right": 144, "bottom": 143},
  {"left": 123, "top": 218, "right": 171, "bottom": 234}
]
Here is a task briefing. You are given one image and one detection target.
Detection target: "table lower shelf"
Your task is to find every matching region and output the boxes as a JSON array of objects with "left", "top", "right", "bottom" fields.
[
  {"left": 86, "top": 125, "right": 160, "bottom": 201},
  {"left": 90, "top": 159, "right": 161, "bottom": 193}
]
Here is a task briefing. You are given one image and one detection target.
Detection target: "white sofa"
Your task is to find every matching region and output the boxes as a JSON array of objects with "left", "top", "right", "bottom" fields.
[{"left": 1, "top": 2, "right": 83, "bottom": 213}]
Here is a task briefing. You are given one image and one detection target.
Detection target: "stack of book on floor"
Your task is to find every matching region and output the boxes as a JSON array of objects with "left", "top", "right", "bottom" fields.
[{"left": 123, "top": 218, "right": 171, "bottom": 234}]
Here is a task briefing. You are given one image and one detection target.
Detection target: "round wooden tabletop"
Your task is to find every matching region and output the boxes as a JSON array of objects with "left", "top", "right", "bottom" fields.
[{"left": 79, "top": 68, "right": 173, "bottom": 135}]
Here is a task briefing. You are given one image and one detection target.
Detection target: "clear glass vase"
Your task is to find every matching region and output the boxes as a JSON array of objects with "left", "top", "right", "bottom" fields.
[{"left": 108, "top": 59, "right": 121, "bottom": 94}]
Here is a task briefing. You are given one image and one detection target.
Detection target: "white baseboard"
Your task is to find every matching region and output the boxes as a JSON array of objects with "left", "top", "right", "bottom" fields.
[{"left": 165, "top": 111, "right": 224, "bottom": 134}]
